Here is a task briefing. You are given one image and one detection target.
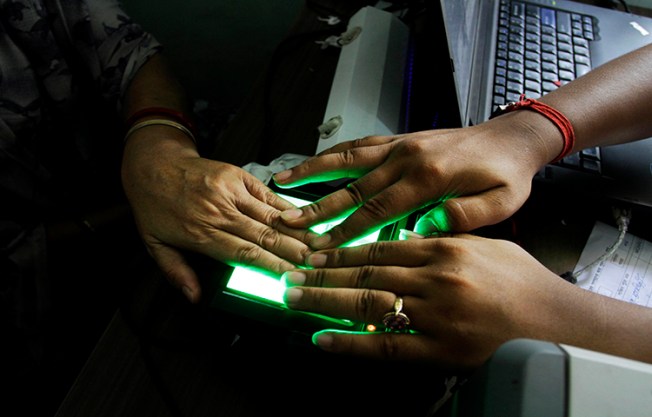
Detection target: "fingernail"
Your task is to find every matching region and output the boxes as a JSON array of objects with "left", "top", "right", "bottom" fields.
[
  {"left": 311, "top": 234, "right": 331, "bottom": 249},
  {"left": 280, "top": 209, "right": 303, "bottom": 221},
  {"left": 283, "top": 287, "right": 303, "bottom": 306},
  {"left": 282, "top": 271, "right": 306, "bottom": 286},
  {"left": 182, "top": 286, "right": 195, "bottom": 303},
  {"left": 312, "top": 331, "right": 334, "bottom": 350},
  {"left": 274, "top": 169, "right": 292, "bottom": 182},
  {"left": 399, "top": 229, "right": 425, "bottom": 240},
  {"left": 306, "top": 253, "right": 327, "bottom": 267}
]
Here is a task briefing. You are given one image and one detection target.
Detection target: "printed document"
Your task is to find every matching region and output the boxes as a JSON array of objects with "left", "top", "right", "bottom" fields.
[{"left": 574, "top": 221, "right": 652, "bottom": 307}]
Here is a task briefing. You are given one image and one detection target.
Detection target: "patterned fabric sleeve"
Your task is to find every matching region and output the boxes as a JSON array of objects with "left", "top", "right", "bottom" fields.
[{"left": 61, "top": 0, "right": 162, "bottom": 110}]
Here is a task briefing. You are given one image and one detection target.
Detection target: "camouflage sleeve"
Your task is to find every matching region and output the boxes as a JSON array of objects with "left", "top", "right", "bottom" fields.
[{"left": 64, "top": 0, "right": 163, "bottom": 109}]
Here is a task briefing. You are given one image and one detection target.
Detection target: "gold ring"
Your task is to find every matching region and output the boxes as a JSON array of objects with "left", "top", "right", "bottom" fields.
[{"left": 382, "top": 296, "right": 410, "bottom": 332}]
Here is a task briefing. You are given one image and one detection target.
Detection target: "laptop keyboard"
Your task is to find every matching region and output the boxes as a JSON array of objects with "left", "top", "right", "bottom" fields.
[{"left": 493, "top": 0, "right": 601, "bottom": 174}]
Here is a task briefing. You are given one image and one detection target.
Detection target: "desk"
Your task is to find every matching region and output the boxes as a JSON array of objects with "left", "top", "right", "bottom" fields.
[{"left": 55, "top": 1, "right": 652, "bottom": 417}]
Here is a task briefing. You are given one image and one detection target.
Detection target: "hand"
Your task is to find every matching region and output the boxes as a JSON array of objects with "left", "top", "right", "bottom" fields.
[
  {"left": 273, "top": 119, "right": 553, "bottom": 249},
  {"left": 282, "top": 235, "right": 589, "bottom": 370},
  {"left": 122, "top": 129, "right": 316, "bottom": 303}
]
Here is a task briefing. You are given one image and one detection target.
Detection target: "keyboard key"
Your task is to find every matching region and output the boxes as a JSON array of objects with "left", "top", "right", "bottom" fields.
[
  {"left": 575, "top": 55, "right": 590, "bottom": 66},
  {"left": 557, "top": 33, "right": 571, "bottom": 44},
  {"left": 508, "top": 61, "right": 524, "bottom": 72},
  {"left": 574, "top": 45, "right": 590, "bottom": 57},
  {"left": 581, "top": 147, "right": 600, "bottom": 159},
  {"left": 573, "top": 37, "right": 588, "bottom": 48},
  {"left": 575, "top": 63, "right": 591, "bottom": 77},
  {"left": 556, "top": 11, "right": 572, "bottom": 35},
  {"left": 541, "top": 43, "right": 556, "bottom": 54},
  {"left": 581, "top": 158, "right": 601, "bottom": 173},
  {"left": 525, "top": 69, "right": 541, "bottom": 82},
  {"left": 558, "top": 51, "right": 573, "bottom": 62},
  {"left": 525, "top": 79, "right": 541, "bottom": 94},
  {"left": 558, "top": 41, "right": 573, "bottom": 53},
  {"left": 525, "top": 59, "right": 539, "bottom": 71},
  {"left": 507, "top": 80, "right": 523, "bottom": 93},
  {"left": 561, "top": 152, "right": 581, "bottom": 168},
  {"left": 541, "top": 62, "right": 557, "bottom": 74},
  {"left": 512, "top": 2, "right": 525, "bottom": 19},
  {"left": 559, "top": 69, "right": 574, "bottom": 81},
  {"left": 506, "top": 92, "right": 522, "bottom": 102},
  {"left": 558, "top": 60, "right": 573, "bottom": 72},
  {"left": 542, "top": 52, "right": 556, "bottom": 62},
  {"left": 541, "top": 8, "right": 556, "bottom": 27}
]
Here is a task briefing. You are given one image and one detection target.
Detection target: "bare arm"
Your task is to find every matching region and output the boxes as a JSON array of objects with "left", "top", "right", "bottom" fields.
[
  {"left": 282, "top": 236, "right": 652, "bottom": 369},
  {"left": 273, "top": 43, "right": 652, "bottom": 247},
  {"left": 121, "top": 54, "right": 315, "bottom": 303}
]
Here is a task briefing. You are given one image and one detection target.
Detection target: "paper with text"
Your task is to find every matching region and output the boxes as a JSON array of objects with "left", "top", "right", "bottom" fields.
[{"left": 574, "top": 221, "right": 652, "bottom": 307}]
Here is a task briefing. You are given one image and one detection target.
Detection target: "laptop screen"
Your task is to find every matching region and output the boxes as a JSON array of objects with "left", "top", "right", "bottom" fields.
[{"left": 440, "top": 0, "right": 482, "bottom": 126}]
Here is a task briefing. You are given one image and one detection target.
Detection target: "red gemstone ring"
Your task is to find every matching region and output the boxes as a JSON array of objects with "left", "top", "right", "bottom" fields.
[{"left": 382, "top": 296, "right": 411, "bottom": 332}]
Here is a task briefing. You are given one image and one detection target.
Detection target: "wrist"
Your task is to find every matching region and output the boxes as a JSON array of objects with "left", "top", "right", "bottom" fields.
[
  {"left": 123, "top": 107, "right": 198, "bottom": 146},
  {"left": 491, "top": 96, "right": 575, "bottom": 165},
  {"left": 485, "top": 110, "right": 563, "bottom": 173}
]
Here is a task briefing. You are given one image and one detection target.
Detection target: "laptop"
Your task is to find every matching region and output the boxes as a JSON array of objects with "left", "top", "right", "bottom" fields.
[{"left": 431, "top": 0, "right": 652, "bottom": 208}]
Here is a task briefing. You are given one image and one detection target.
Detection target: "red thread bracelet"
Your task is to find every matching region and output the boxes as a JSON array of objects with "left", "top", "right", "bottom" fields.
[
  {"left": 125, "top": 107, "right": 197, "bottom": 136},
  {"left": 492, "top": 95, "right": 575, "bottom": 163}
]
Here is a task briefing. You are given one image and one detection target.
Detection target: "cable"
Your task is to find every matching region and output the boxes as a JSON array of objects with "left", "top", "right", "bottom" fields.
[
  {"left": 616, "top": 0, "right": 631, "bottom": 13},
  {"left": 597, "top": 0, "right": 631, "bottom": 13},
  {"left": 561, "top": 206, "right": 632, "bottom": 284}
]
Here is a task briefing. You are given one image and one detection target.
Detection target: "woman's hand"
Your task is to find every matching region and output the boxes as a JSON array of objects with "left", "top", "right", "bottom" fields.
[
  {"left": 274, "top": 117, "right": 554, "bottom": 249},
  {"left": 122, "top": 128, "right": 316, "bottom": 303},
  {"left": 281, "top": 235, "right": 652, "bottom": 370}
]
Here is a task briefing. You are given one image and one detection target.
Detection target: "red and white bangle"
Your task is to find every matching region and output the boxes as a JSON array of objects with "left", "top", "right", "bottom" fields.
[{"left": 492, "top": 95, "right": 575, "bottom": 163}]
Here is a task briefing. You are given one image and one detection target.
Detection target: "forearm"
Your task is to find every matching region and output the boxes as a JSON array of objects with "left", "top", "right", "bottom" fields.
[
  {"left": 121, "top": 52, "right": 198, "bottom": 171},
  {"left": 540, "top": 43, "right": 652, "bottom": 153},
  {"left": 122, "top": 53, "right": 192, "bottom": 119},
  {"left": 542, "top": 282, "right": 652, "bottom": 364},
  {"left": 486, "top": 43, "right": 652, "bottom": 172},
  {"left": 121, "top": 52, "right": 199, "bottom": 202}
]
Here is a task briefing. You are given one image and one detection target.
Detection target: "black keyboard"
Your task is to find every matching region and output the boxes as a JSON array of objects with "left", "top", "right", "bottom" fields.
[
  {"left": 493, "top": 0, "right": 601, "bottom": 174},
  {"left": 493, "top": 0, "right": 595, "bottom": 105}
]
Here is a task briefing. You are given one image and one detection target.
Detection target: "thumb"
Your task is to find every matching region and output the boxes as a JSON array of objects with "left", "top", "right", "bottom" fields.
[{"left": 148, "top": 243, "right": 202, "bottom": 303}]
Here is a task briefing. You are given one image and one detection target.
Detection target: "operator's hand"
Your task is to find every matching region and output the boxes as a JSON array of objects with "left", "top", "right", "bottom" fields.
[
  {"left": 273, "top": 116, "right": 554, "bottom": 249},
  {"left": 281, "top": 235, "right": 590, "bottom": 370},
  {"left": 122, "top": 129, "right": 316, "bottom": 303}
]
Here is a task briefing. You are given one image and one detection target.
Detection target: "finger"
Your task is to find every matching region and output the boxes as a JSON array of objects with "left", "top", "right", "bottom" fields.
[
  {"left": 272, "top": 142, "right": 391, "bottom": 187},
  {"left": 284, "top": 287, "right": 427, "bottom": 333},
  {"left": 415, "top": 188, "right": 525, "bottom": 234},
  {"left": 206, "top": 229, "right": 298, "bottom": 274},
  {"left": 147, "top": 243, "right": 202, "bottom": 303},
  {"left": 279, "top": 163, "right": 399, "bottom": 229},
  {"left": 283, "top": 264, "right": 422, "bottom": 295},
  {"left": 314, "top": 134, "right": 398, "bottom": 157},
  {"left": 240, "top": 178, "right": 323, "bottom": 245},
  {"left": 284, "top": 286, "right": 392, "bottom": 324},
  {"left": 244, "top": 176, "right": 300, "bottom": 212},
  {"left": 322, "top": 178, "right": 428, "bottom": 249},
  {"left": 311, "top": 330, "right": 441, "bottom": 363},
  {"left": 303, "top": 239, "right": 433, "bottom": 269},
  {"left": 288, "top": 177, "right": 427, "bottom": 249},
  {"left": 228, "top": 201, "right": 315, "bottom": 265}
]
